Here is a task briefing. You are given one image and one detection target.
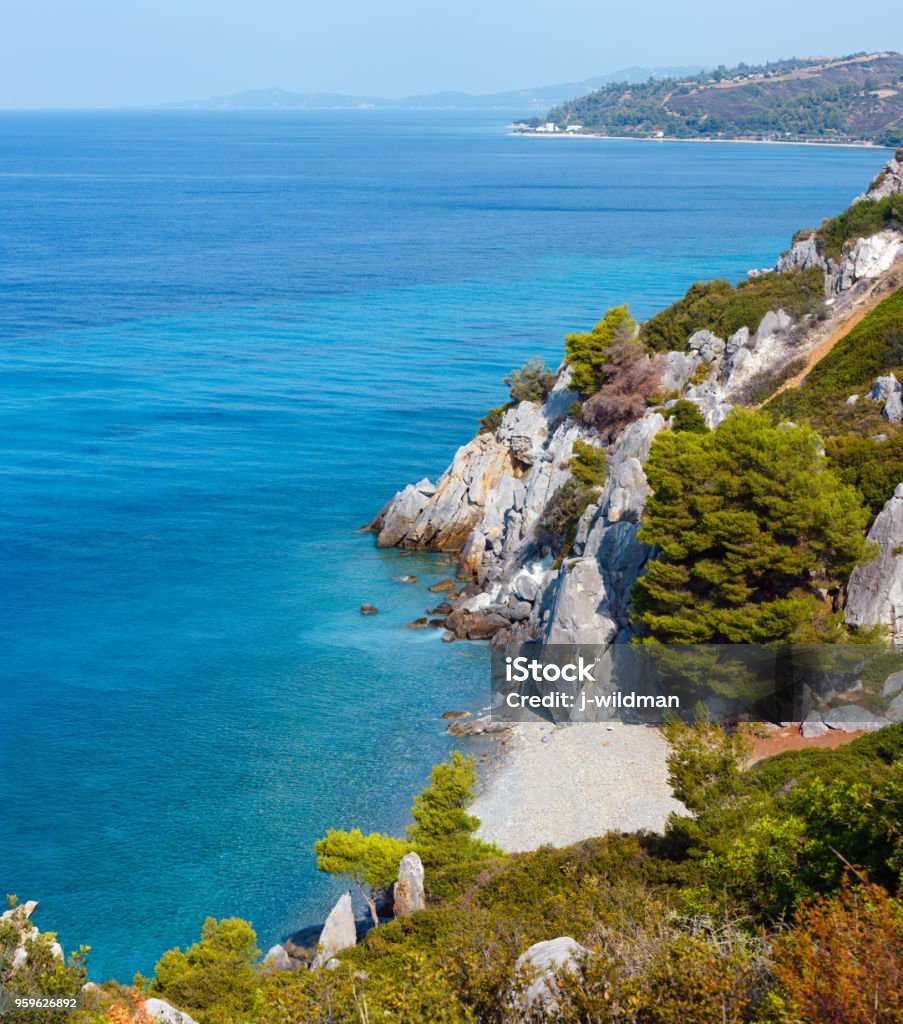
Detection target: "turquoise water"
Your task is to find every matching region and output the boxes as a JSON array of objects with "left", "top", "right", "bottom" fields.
[{"left": 0, "top": 110, "right": 888, "bottom": 980}]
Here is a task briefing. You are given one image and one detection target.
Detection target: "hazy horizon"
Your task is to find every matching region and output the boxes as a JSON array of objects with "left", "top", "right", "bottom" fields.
[{"left": 1, "top": 0, "right": 901, "bottom": 109}]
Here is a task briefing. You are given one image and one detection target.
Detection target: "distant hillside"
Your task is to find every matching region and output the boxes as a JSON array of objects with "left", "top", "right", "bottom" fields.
[
  {"left": 165, "top": 67, "right": 705, "bottom": 112},
  {"left": 535, "top": 52, "right": 903, "bottom": 145}
]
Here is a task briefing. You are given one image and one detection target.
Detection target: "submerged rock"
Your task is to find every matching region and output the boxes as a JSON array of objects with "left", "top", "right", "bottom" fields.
[{"left": 359, "top": 604, "right": 378, "bottom": 615}]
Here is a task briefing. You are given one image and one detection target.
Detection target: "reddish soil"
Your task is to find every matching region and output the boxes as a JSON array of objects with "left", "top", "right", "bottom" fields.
[{"left": 747, "top": 725, "right": 865, "bottom": 764}]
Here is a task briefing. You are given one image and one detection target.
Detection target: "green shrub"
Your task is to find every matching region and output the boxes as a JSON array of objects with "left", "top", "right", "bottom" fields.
[
  {"left": 408, "top": 752, "right": 499, "bottom": 876},
  {"left": 537, "top": 440, "right": 607, "bottom": 553},
  {"left": 668, "top": 400, "right": 709, "bottom": 434},
  {"left": 149, "top": 918, "right": 260, "bottom": 1024},
  {"left": 641, "top": 268, "right": 825, "bottom": 353},
  {"left": 564, "top": 305, "right": 638, "bottom": 396},
  {"left": 815, "top": 194, "right": 903, "bottom": 260},
  {"left": 825, "top": 430, "right": 903, "bottom": 515},
  {"left": 503, "top": 357, "right": 557, "bottom": 405}
]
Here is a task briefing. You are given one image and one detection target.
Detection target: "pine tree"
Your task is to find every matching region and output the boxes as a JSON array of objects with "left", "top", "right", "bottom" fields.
[{"left": 633, "top": 410, "right": 875, "bottom": 644}]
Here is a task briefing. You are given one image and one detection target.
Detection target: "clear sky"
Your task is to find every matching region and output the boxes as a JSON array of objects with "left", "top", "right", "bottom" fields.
[{"left": 1, "top": 0, "right": 901, "bottom": 108}]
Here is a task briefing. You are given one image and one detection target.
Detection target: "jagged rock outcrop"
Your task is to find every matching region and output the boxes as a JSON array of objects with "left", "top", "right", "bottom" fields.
[
  {"left": 372, "top": 370, "right": 588, "bottom": 572},
  {"left": 0, "top": 900, "right": 63, "bottom": 975},
  {"left": 392, "top": 852, "right": 425, "bottom": 917},
  {"left": 832, "top": 230, "right": 903, "bottom": 293},
  {"left": 846, "top": 483, "right": 903, "bottom": 642},
  {"left": 311, "top": 891, "right": 357, "bottom": 969},
  {"left": 538, "top": 413, "right": 666, "bottom": 645},
  {"left": 372, "top": 151, "right": 903, "bottom": 664},
  {"left": 868, "top": 373, "right": 903, "bottom": 422},
  {"left": 859, "top": 152, "right": 903, "bottom": 202},
  {"left": 511, "top": 937, "right": 588, "bottom": 1018}
]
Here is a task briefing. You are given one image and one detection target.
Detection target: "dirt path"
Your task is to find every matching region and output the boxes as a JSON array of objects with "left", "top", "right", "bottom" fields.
[{"left": 761, "top": 260, "right": 903, "bottom": 407}]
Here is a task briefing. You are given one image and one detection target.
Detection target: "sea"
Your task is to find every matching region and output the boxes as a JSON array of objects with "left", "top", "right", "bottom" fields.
[{"left": 0, "top": 109, "right": 888, "bottom": 980}]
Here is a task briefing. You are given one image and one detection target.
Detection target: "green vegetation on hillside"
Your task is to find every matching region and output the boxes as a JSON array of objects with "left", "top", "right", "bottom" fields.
[
  {"left": 771, "top": 286, "right": 903, "bottom": 423},
  {"left": 540, "top": 52, "right": 903, "bottom": 144},
  {"left": 640, "top": 268, "right": 825, "bottom": 353},
  {"left": 633, "top": 410, "right": 875, "bottom": 644},
  {"left": 815, "top": 193, "right": 903, "bottom": 259},
  {"left": 56, "top": 725, "right": 903, "bottom": 1023}
]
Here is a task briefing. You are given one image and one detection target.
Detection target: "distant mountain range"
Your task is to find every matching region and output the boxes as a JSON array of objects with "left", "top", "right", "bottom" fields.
[
  {"left": 166, "top": 68, "right": 706, "bottom": 112},
  {"left": 539, "top": 52, "right": 903, "bottom": 145}
]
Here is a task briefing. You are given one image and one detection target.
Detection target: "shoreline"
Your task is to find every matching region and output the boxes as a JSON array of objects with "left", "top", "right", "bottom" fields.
[{"left": 508, "top": 131, "right": 890, "bottom": 151}]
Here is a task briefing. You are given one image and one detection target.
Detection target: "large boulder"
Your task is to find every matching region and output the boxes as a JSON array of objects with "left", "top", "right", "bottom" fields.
[
  {"left": 143, "top": 999, "right": 200, "bottom": 1024},
  {"left": 512, "top": 937, "right": 588, "bottom": 1018},
  {"left": 846, "top": 484, "right": 903, "bottom": 642},
  {"left": 393, "top": 852, "right": 426, "bottom": 917},
  {"left": 822, "top": 705, "right": 889, "bottom": 733},
  {"left": 311, "top": 891, "right": 357, "bottom": 969},
  {"left": 260, "top": 944, "right": 294, "bottom": 974}
]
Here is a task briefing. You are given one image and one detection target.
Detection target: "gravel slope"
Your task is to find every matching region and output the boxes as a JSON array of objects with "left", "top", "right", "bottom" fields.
[{"left": 471, "top": 721, "right": 684, "bottom": 852}]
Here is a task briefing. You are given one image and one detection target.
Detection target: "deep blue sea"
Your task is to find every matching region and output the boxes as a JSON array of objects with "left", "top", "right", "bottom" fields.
[{"left": 0, "top": 109, "right": 888, "bottom": 981}]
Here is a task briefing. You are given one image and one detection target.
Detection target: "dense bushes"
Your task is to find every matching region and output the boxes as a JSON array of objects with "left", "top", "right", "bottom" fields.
[
  {"left": 826, "top": 430, "right": 903, "bottom": 515},
  {"left": 641, "top": 268, "right": 825, "bottom": 353},
  {"left": 148, "top": 918, "right": 259, "bottom": 1024},
  {"left": 815, "top": 193, "right": 903, "bottom": 260},
  {"left": 633, "top": 410, "right": 875, "bottom": 644}
]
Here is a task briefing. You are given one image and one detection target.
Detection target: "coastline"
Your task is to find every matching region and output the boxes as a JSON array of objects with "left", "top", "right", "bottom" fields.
[
  {"left": 508, "top": 131, "right": 889, "bottom": 150},
  {"left": 469, "top": 720, "right": 683, "bottom": 852}
]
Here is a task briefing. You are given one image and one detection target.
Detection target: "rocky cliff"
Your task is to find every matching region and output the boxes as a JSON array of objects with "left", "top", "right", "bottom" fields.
[{"left": 372, "top": 152, "right": 903, "bottom": 650}]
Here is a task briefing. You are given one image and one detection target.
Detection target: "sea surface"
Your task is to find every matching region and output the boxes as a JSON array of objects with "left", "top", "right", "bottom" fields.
[{"left": 0, "top": 110, "right": 888, "bottom": 980}]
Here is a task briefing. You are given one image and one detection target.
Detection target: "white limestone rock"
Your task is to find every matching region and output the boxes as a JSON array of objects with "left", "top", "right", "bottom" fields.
[
  {"left": 312, "top": 891, "right": 357, "bottom": 969},
  {"left": 801, "top": 711, "right": 829, "bottom": 738},
  {"left": 776, "top": 233, "right": 827, "bottom": 275},
  {"left": 260, "top": 944, "right": 294, "bottom": 974},
  {"left": 822, "top": 705, "right": 889, "bottom": 733},
  {"left": 846, "top": 484, "right": 903, "bottom": 642},
  {"left": 833, "top": 231, "right": 903, "bottom": 293},
  {"left": 862, "top": 154, "right": 903, "bottom": 202},
  {"left": 541, "top": 414, "right": 666, "bottom": 645},
  {"left": 512, "top": 937, "right": 588, "bottom": 1018},
  {"left": 143, "top": 1000, "right": 200, "bottom": 1024},
  {"left": 392, "top": 852, "right": 426, "bottom": 917}
]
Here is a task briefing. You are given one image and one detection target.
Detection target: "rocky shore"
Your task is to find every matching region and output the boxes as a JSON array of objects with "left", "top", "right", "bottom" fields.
[{"left": 369, "top": 151, "right": 903, "bottom": 846}]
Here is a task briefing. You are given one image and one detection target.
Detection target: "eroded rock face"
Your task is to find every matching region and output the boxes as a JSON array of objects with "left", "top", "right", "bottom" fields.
[
  {"left": 372, "top": 370, "right": 587, "bottom": 564},
  {"left": 862, "top": 154, "right": 903, "bottom": 202},
  {"left": 512, "top": 937, "right": 588, "bottom": 1018},
  {"left": 868, "top": 373, "right": 903, "bottom": 423},
  {"left": 846, "top": 484, "right": 903, "bottom": 642},
  {"left": 776, "top": 233, "right": 827, "bottom": 275},
  {"left": 312, "top": 891, "right": 357, "bottom": 969},
  {"left": 392, "top": 852, "right": 425, "bottom": 917},
  {"left": 832, "top": 231, "right": 903, "bottom": 293},
  {"left": 539, "top": 413, "right": 666, "bottom": 646}
]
